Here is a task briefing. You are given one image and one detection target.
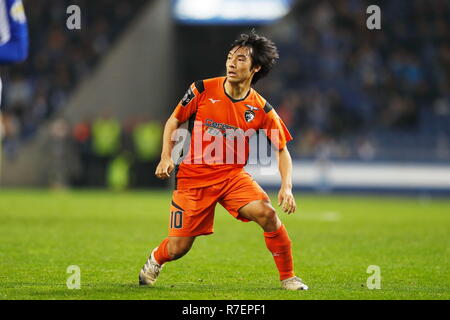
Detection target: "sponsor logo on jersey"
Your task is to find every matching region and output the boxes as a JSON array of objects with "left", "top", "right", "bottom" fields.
[
  {"left": 204, "top": 119, "right": 243, "bottom": 140},
  {"left": 181, "top": 87, "right": 195, "bottom": 107},
  {"left": 209, "top": 98, "right": 220, "bottom": 104}
]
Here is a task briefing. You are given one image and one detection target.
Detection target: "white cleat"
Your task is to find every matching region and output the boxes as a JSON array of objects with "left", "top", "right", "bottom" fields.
[
  {"left": 281, "top": 276, "right": 309, "bottom": 291},
  {"left": 139, "top": 248, "right": 163, "bottom": 286}
]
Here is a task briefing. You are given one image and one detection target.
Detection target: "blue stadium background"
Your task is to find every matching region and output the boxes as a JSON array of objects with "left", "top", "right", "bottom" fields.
[{"left": 0, "top": 0, "right": 449, "bottom": 192}]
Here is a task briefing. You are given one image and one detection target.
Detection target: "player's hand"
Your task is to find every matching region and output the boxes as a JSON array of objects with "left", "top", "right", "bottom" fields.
[
  {"left": 277, "top": 187, "right": 296, "bottom": 214},
  {"left": 155, "top": 157, "right": 175, "bottom": 179}
]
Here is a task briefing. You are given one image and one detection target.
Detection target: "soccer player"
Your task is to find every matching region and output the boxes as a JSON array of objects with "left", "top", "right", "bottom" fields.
[
  {"left": 139, "top": 31, "right": 308, "bottom": 290},
  {"left": 0, "top": 0, "right": 29, "bottom": 179}
]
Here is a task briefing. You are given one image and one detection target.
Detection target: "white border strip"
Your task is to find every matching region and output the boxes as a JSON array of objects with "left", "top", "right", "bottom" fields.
[{"left": 245, "top": 161, "right": 450, "bottom": 189}]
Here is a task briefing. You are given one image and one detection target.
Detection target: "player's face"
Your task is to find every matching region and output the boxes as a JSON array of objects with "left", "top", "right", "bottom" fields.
[{"left": 226, "top": 46, "right": 260, "bottom": 83}]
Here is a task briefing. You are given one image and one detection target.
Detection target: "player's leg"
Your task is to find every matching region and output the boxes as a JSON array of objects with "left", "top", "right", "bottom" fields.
[
  {"left": 155, "top": 236, "right": 196, "bottom": 263},
  {"left": 238, "top": 199, "right": 308, "bottom": 290},
  {"left": 139, "top": 186, "right": 218, "bottom": 286},
  {"left": 220, "top": 172, "right": 308, "bottom": 290},
  {"left": 238, "top": 200, "right": 295, "bottom": 275},
  {"left": 237, "top": 199, "right": 281, "bottom": 232},
  {"left": 139, "top": 236, "right": 195, "bottom": 286}
]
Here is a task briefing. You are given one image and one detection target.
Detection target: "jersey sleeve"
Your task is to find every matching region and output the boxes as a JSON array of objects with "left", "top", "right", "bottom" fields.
[
  {"left": 261, "top": 102, "right": 293, "bottom": 150},
  {"left": 0, "top": 0, "right": 29, "bottom": 63},
  {"left": 172, "top": 80, "right": 204, "bottom": 123}
]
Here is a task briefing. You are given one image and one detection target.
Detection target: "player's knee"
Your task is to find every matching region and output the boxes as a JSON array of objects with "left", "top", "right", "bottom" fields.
[
  {"left": 258, "top": 205, "right": 277, "bottom": 224},
  {"left": 167, "top": 240, "right": 192, "bottom": 260}
]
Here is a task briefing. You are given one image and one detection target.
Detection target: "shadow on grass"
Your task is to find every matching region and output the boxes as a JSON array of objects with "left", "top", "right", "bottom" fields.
[{"left": 14, "top": 281, "right": 287, "bottom": 300}]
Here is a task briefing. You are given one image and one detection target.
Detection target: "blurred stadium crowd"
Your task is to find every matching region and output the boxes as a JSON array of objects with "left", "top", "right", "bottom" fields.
[
  {"left": 257, "top": 0, "right": 450, "bottom": 161},
  {"left": 0, "top": 0, "right": 147, "bottom": 159},
  {"left": 45, "top": 114, "right": 162, "bottom": 189},
  {"left": 0, "top": 0, "right": 449, "bottom": 187}
]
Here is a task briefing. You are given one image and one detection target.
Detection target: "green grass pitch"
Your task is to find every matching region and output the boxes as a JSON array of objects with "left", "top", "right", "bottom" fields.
[{"left": 0, "top": 189, "right": 449, "bottom": 300}]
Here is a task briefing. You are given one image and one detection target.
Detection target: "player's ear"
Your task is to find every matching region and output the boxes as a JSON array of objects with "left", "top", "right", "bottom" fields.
[{"left": 252, "top": 65, "right": 261, "bottom": 73}]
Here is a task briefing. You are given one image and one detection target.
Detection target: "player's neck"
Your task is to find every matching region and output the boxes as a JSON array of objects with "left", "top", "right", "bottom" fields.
[{"left": 224, "top": 78, "right": 252, "bottom": 101}]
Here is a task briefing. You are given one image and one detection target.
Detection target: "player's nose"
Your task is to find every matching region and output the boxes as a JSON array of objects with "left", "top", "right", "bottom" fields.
[{"left": 228, "top": 59, "right": 236, "bottom": 68}]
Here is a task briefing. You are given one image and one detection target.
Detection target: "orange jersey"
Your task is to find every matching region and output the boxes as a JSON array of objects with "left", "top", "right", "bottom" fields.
[{"left": 172, "top": 76, "right": 293, "bottom": 188}]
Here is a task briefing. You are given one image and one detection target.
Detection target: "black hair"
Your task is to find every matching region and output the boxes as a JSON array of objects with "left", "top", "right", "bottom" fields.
[{"left": 229, "top": 29, "right": 279, "bottom": 84}]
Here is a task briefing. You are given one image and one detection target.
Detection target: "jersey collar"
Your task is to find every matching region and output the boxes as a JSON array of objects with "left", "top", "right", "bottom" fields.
[{"left": 223, "top": 77, "right": 252, "bottom": 103}]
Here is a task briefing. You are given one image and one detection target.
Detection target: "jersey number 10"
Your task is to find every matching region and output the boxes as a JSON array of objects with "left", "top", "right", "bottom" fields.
[{"left": 170, "top": 211, "right": 183, "bottom": 229}]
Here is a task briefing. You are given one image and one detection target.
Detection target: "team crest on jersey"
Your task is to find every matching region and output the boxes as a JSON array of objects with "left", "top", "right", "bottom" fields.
[
  {"left": 244, "top": 104, "right": 258, "bottom": 122},
  {"left": 181, "top": 87, "right": 195, "bottom": 107}
]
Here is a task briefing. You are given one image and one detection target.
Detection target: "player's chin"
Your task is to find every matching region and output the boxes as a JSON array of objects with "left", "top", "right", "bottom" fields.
[{"left": 226, "top": 75, "right": 240, "bottom": 83}]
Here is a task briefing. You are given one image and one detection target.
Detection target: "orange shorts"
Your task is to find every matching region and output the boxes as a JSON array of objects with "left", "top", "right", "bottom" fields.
[{"left": 168, "top": 170, "right": 270, "bottom": 237}]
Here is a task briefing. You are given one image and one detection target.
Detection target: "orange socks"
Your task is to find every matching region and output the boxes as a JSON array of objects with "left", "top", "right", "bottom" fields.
[
  {"left": 154, "top": 228, "right": 295, "bottom": 280},
  {"left": 153, "top": 238, "right": 173, "bottom": 265},
  {"left": 264, "top": 224, "right": 295, "bottom": 280}
]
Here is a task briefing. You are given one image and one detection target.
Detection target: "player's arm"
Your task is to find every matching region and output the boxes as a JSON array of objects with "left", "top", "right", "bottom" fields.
[
  {"left": 155, "top": 114, "right": 181, "bottom": 180},
  {"left": 155, "top": 81, "right": 203, "bottom": 179},
  {"left": 261, "top": 101, "right": 296, "bottom": 214},
  {"left": 276, "top": 146, "right": 296, "bottom": 214}
]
